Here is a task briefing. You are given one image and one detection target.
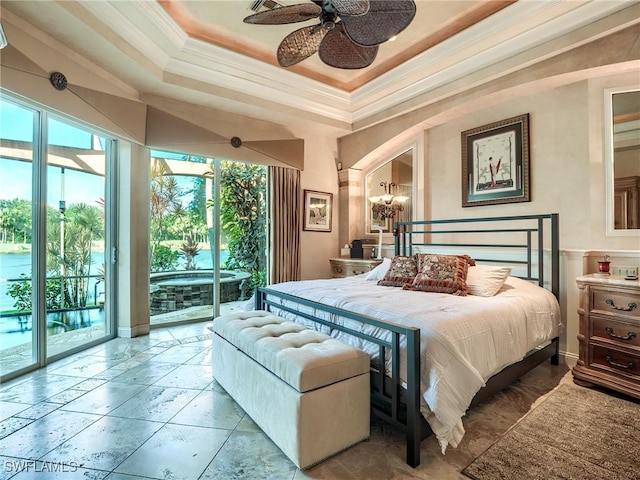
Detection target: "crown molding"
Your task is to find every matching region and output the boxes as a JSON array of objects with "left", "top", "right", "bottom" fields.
[
  {"left": 174, "top": 39, "right": 353, "bottom": 121},
  {"left": 63, "top": 0, "right": 639, "bottom": 129},
  {"left": 350, "top": 0, "right": 635, "bottom": 123}
]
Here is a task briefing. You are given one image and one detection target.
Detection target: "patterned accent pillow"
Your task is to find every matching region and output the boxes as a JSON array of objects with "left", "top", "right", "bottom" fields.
[
  {"left": 460, "top": 254, "right": 476, "bottom": 267},
  {"left": 377, "top": 255, "right": 417, "bottom": 287},
  {"left": 414, "top": 253, "right": 476, "bottom": 269},
  {"left": 405, "top": 254, "right": 469, "bottom": 296}
]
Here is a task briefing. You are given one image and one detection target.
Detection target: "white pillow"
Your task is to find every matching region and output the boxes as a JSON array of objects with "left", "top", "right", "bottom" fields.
[
  {"left": 466, "top": 265, "right": 512, "bottom": 297},
  {"left": 366, "top": 257, "right": 392, "bottom": 281}
]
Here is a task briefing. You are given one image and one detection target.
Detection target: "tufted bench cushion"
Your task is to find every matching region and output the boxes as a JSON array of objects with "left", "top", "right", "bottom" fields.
[
  {"left": 212, "top": 310, "right": 370, "bottom": 469},
  {"left": 213, "top": 311, "right": 369, "bottom": 392}
]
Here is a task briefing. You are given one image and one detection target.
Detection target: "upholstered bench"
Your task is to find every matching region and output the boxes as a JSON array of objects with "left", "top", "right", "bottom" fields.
[{"left": 211, "top": 310, "right": 370, "bottom": 469}]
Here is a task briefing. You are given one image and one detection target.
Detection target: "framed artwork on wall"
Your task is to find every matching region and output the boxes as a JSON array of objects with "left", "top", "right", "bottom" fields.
[
  {"left": 303, "top": 190, "right": 332, "bottom": 232},
  {"left": 461, "top": 113, "right": 530, "bottom": 207}
]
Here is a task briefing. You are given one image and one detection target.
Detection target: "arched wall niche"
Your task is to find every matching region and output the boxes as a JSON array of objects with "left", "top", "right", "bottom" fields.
[{"left": 337, "top": 131, "right": 425, "bottom": 252}]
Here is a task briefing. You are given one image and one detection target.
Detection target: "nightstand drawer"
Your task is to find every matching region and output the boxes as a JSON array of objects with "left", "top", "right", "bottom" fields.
[
  {"left": 590, "top": 345, "right": 640, "bottom": 380},
  {"left": 591, "top": 315, "right": 640, "bottom": 349},
  {"left": 329, "top": 258, "right": 382, "bottom": 278},
  {"left": 592, "top": 289, "right": 640, "bottom": 318}
]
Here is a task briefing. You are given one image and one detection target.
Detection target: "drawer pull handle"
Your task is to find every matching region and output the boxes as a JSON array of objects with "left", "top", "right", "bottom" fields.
[
  {"left": 605, "top": 356, "right": 635, "bottom": 370},
  {"left": 605, "top": 327, "right": 637, "bottom": 341},
  {"left": 605, "top": 299, "right": 637, "bottom": 312}
]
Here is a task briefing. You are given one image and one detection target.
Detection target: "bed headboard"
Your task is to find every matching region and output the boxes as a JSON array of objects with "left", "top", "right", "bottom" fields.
[{"left": 394, "top": 214, "right": 559, "bottom": 299}]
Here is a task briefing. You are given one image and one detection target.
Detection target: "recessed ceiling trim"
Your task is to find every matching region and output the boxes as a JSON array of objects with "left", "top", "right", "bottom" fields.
[
  {"left": 351, "top": 0, "right": 594, "bottom": 106},
  {"left": 164, "top": 54, "right": 354, "bottom": 125},
  {"left": 81, "top": 0, "right": 183, "bottom": 68},
  {"left": 127, "top": 0, "right": 189, "bottom": 46},
  {"left": 349, "top": 0, "right": 637, "bottom": 123},
  {"left": 75, "top": 0, "right": 636, "bottom": 128},
  {"left": 179, "top": 38, "right": 351, "bottom": 105},
  {"left": 6, "top": 0, "right": 635, "bottom": 134}
]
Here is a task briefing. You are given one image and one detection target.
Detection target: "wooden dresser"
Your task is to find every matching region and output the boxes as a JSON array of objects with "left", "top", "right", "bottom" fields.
[
  {"left": 329, "top": 258, "right": 382, "bottom": 278},
  {"left": 573, "top": 274, "right": 640, "bottom": 399}
]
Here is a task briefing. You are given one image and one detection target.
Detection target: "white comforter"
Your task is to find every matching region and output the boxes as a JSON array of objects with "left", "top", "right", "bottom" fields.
[{"left": 261, "top": 274, "right": 562, "bottom": 453}]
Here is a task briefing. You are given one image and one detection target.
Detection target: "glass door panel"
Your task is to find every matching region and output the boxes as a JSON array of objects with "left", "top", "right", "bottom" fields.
[
  {"left": 0, "top": 99, "right": 37, "bottom": 377},
  {"left": 218, "top": 160, "right": 267, "bottom": 315},
  {"left": 147, "top": 153, "right": 267, "bottom": 326},
  {"left": 46, "top": 118, "right": 108, "bottom": 357}
]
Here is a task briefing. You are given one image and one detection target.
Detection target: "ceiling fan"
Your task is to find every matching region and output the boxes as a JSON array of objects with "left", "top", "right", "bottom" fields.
[{"left": 243, "top": 0, "right": 417, "bottom": 69}]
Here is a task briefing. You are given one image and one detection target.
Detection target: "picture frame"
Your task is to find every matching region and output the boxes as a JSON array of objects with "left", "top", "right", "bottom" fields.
[
  {"left": 303, "top": 190, "right": 332, "bottom": 232},
  {"left": 370, "top": 207, "right": 390, "bottom": 233},
  {"left": 461, "top": 113, "right": 530, "bottom": 207}
]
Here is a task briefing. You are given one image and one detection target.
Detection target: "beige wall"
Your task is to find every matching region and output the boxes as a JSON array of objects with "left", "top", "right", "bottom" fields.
[
  {"left": 299, "top": 135, "right": 340, "bottom": 279},
  {"left": 336, "top": 73, "right": 640, "bottom": 359},
  {"left": 426, "top": 82, "right": 592, "bottom": 246}
]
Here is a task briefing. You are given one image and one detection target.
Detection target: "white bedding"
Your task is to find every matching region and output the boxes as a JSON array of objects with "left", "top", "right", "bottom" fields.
[{"left": 261, "top": 274, "right": 562, "bottom": 453}]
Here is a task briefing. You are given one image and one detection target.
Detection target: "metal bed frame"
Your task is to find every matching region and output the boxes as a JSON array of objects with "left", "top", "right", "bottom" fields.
[{"left": 255, "top": 213, "right": 560, "bottom": 468}]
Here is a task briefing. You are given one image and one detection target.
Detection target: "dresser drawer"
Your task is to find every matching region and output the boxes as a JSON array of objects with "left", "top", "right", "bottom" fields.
[
  {"left": 590, "top": 345, "right": 640, "bottom": 380},
  {"left": 592, "top": 289, "right": 640, "bottom": 319},
  {"left": 591, "top": 315, "right": 640, "bottom": 349}
]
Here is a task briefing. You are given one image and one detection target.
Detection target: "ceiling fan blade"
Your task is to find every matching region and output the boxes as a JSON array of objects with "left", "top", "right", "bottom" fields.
[
  {"left": 243, "top": 4, "right": 321, "bottom": 25},
  {"left": 277, "top": 26, "right": 328, "bottom": 67},
  {"left": 318, "top": 23, "right": 378, "bottom": 69},
  {"left": 341, "top": 0, "right": 416, "bottom": 46},
  {"left": 331, "top": 0, "right": 369, "bottom": 16}
]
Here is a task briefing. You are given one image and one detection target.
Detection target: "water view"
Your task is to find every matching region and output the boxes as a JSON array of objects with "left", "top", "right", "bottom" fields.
[{"left": 0, "top": 248, "right": 228, "bottom": 350}]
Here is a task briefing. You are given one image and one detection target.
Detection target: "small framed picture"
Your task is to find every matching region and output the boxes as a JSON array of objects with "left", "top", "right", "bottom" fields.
[
  {"left": 370, "top": 205, "right": 390, "bottom": 233},
  {"left": 461, "top": 113, "right": 530, "bottom": 207},
  {"left": 303, "top": 190, "right": 332, "bottom": 232}
]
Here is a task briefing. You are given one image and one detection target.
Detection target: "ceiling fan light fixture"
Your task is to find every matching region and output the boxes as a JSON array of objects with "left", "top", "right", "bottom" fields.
[{"left": 244, "top": 0, "right": 416, "bottom": 69}]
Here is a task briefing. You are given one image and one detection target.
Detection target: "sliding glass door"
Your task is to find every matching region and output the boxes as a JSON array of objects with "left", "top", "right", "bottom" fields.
[
  {"left": 0, "top": 95, "right": 116, "bottom": 380},
  {"left": 0, "top": 99, "right": 37, "bottom": 376},
  {"left": 45, "top": 117, "right": 111, "bottom": 358},
  {"left": 148, "top": 151, "right": 266, "bottom": 326}
]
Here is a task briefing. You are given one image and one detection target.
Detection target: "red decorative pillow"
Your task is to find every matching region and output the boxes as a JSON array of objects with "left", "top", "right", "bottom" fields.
[
  {"left": 377, "top": 255, "right": 417, "bottom": 287},
  {"left": 405, "top": 254, "right": 469, "bottom": 296}
]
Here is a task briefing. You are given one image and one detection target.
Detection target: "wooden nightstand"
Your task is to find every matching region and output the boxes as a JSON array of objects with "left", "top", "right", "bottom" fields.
[
  {"left": 329, "top": 258, "right": 383, "bottom": 278},
  {"left": 573, "top": 274, "right": 640, "bottom": 399}
]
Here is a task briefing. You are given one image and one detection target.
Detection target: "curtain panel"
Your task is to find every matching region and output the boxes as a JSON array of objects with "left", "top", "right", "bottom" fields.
[{"left": 269, "top": 166, "right": 301, "bottom": 284}]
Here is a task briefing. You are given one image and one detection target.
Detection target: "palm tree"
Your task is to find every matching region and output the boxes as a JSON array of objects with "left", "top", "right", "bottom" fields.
[
  {"left": 72, "top": 203, "right": 104, "bottom": 305},
  {"left": 47, "top": 203, "right": 104, "bottom": 308}
]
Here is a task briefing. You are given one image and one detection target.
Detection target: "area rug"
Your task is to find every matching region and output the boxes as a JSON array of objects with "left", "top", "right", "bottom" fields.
[{"left": 463, "top": 383, "right": 640, "bottom": 480}]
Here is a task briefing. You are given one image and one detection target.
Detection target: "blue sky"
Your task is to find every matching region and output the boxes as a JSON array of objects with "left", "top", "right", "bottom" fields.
[
  {"left": 1, "top": 100, "right": 200, "bottom": 209},
  {"left": 1, "top": 100, "right": 105, "bottom": 206}
]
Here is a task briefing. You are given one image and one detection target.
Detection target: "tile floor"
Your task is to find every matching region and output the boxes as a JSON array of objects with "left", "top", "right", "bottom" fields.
[{"left": 0, "top": 320, "right": 572, "bottom": 479}]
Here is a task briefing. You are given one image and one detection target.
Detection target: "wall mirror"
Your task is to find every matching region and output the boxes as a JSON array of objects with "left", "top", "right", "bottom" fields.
[
  {"left": 605, "top": 87, "right": 640, "bottom": 234},
  {"left": 365, "top": 148, "right": 413, "bottom": 234}
]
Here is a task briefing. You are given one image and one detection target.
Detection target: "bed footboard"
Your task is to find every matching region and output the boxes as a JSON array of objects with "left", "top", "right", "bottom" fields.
[{"left": 255, "top": 287, "right": 423, "bottom": 467}]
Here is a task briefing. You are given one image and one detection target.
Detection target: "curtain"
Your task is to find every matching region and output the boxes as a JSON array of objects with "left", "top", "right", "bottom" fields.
[{"left": 269, "top": 166, "right": 301, "bottom": 284}]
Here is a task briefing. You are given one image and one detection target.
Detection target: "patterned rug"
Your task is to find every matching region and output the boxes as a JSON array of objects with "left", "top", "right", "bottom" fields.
[{"left": 463, "top": 383, "right": 640, "bottom": 480}]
